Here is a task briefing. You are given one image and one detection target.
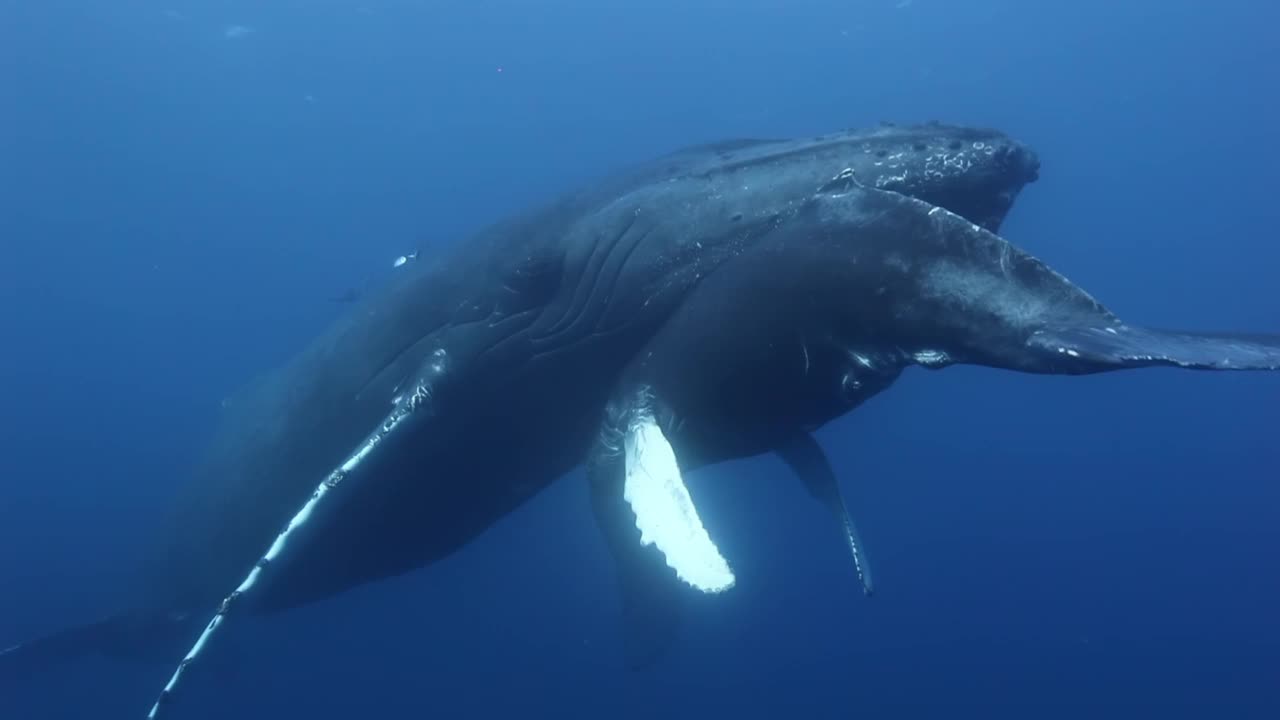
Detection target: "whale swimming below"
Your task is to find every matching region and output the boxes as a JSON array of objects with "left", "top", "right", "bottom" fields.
[{"left": 3, "top": 121, "right": 1277, "bottom": 717}]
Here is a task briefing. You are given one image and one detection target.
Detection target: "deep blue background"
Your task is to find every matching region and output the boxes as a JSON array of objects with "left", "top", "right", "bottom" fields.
[{"left": 2, "top": 1, "right": 1277, "bottom": 718}]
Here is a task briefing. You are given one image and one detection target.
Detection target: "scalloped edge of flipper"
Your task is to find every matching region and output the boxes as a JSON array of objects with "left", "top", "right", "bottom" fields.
[{"left": 622, "top": 412, "right": 735, "bottom": 594}]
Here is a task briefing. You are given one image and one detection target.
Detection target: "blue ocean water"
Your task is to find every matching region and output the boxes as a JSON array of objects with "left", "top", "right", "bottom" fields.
[{"left": 1, "top": 1, "right": 1277, "bottom": 718}]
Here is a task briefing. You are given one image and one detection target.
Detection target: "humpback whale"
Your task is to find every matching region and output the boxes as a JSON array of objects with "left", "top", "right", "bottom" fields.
[{"left": 4, "top": 121, "right": 1276, "bottom": 718}]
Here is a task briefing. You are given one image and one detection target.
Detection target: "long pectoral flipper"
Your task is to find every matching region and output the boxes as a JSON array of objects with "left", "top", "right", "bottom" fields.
[
  {"left": 1029, "top": 324, "right": 1280, "bottom": 371},
  {"left": 621, "top": 410, "right": 735, "bottom": 594},
  {"left": 145, "top": 376, "right": 439, "bottom": 719},
  {"left": 587, "top": 396, "right": 735, "bottom": 668},
  {"left": 776, "top": 432, "right": 874, "bottom": 596}
]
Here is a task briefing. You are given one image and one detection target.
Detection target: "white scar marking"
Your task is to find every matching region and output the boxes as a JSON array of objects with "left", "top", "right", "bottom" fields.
[
  {"left": 623, "top": 414, "right": 734, "bottom": 594},
  {"left": 913, "top": 349, "right": 950, "bottom": 366}
]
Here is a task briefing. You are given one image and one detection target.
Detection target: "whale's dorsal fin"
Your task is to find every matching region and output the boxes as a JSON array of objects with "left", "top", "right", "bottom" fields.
[
  {"left": 775, "top": 432, "right": 875, "bottom": 597},
  {"left": 0, "top": 610, "right": 200, "bottom": 675}
]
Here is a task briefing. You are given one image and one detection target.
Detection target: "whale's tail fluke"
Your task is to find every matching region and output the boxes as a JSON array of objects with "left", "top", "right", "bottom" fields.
[
  {"left": 1027, "top": 324, "right": 1280, "bottom": 373},
  {"left": 0, "top": 610, "right": 199, "bottom": 678}
]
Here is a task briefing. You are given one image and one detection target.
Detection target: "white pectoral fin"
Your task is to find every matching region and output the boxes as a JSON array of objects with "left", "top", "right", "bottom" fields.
[{"left": 622, "top": 414, "right": 735, "bottom": 594}]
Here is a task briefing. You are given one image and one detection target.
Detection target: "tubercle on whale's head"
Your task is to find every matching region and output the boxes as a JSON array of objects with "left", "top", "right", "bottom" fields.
[{"left": 834, "top": 121, "right": 1041, "bottom": 233}]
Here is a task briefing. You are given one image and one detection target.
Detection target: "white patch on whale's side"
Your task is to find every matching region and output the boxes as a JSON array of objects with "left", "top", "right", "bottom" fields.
[{"left": 623, "top": 414, "right": 735, "bottom": 594}]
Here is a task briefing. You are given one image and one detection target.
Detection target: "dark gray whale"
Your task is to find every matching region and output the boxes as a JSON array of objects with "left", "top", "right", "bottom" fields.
[
  {"left": 2, "top": 122, "right": 1040, "bottom": 712},
  {"left": 5, "top": 121, "right": 1277, "bottom": 718},
  {"left": 153, "top": 122, "right": 1040, "bottom": 618}
]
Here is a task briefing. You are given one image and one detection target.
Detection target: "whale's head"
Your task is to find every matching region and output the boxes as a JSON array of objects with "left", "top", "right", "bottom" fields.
[
  {"left": 820, "top": 121, "right": 1041, "bottom": 233},
  {"left": 651, "top": 121, "right": 1040, "bottom": 236}
]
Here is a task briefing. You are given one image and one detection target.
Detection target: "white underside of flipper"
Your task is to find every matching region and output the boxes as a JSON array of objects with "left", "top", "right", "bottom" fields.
[{"left": 623, "top": 413, "right": 735, "bottom": 594}]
